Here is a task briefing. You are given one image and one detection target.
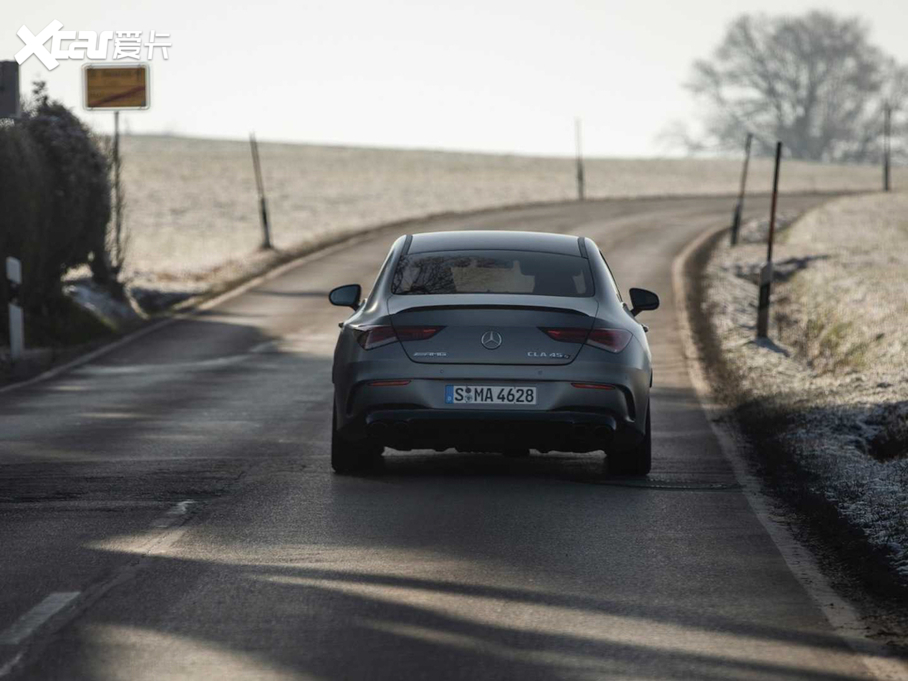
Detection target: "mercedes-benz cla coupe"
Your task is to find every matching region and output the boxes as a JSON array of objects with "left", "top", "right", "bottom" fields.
[{"left": 328, "top": 230, "right": 659, "bottom": 475}]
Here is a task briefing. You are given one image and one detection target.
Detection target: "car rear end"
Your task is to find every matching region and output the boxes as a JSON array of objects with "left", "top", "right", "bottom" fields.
[{"left": 332, "top": 235, "right": 651, "bottom": 455}]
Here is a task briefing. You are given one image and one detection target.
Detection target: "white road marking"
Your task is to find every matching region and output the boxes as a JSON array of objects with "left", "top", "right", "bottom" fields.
[
  {"left": 0, "top": 651, "right": 23, "bottom": 678},
  {"left": 249, "top": 340, "right": 280, "bottom": 354},
  {"left": 0, "top": 505, "right": 202, "bottom": 674},
  {"left": 74, "top": 355, "right": 250, "bottom": 376},
  {"left": 0, "top": 592, "right": 81, "bottom": 646},
  {"left": 151, "top": 500, "right": 196, "bottom": 529}
]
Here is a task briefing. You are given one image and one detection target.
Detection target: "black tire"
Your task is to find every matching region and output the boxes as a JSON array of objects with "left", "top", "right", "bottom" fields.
[
  {"left": 331, "top": 404, "right": 382, "bottom": 474},
  {"left": 607, "top": 403, "right": 652, "bottom": 476},
  {"left": 502, "top": 448, "right": 530, "bottom": 458}
]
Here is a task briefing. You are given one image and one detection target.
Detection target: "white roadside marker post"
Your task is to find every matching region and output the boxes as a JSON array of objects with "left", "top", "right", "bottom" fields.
[
  {"left": 730, "top": 132, "right": 752, "bottom": 246},
  {"left": 883, "top": 103, "right": 891, "bottom": 193},
  {"left": 6, "top": 257, "right": 23, "bottom": 361},
  {"left": 574, "top": 118, "right": 585, "bottom": 201},
  {"left": 756, "top": 142, "right": 782, "bottom": 339},
  {"left": 249, "top": 132, "right": 273, "bottom": 249}
]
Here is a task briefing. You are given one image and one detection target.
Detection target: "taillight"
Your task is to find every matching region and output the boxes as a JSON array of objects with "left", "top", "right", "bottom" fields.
[
  {"left": 587, "top": 329, "right": 632, "bottom": 353},
  {"left": 355, "top": 326, "right": 398, "bottom": 350},
  {"left": 541, "top": 328, "right": 589, "bottom": 343},
  {"left": 542, "top": 327, "right": 632, "bottom": 353},
  {"left": 355, "top": 326, "right": 443, "bottom": 350},
  {"left": 396, "top": 326, "right": 444, "bottom": 342}
]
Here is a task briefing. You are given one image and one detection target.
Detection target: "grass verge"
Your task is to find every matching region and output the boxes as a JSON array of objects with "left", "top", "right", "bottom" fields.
[{"left": 684, "top": 222, "right": 908, "bottom": 647}]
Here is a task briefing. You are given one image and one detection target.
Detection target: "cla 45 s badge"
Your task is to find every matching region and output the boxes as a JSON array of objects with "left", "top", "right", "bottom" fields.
[{"left": 527, "top": 351, "right": 571, "bottom": 359}]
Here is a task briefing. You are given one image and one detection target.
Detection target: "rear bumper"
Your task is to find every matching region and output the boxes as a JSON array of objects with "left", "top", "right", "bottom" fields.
[
  {"left": 333, "top": 355, "right": 650, "bottom": 454},
  {"left": 337, "top": 394, "right": 644, "bottom": 452},
  {"left": 359, "top": 408, "right": 633, "bottom": 453}
]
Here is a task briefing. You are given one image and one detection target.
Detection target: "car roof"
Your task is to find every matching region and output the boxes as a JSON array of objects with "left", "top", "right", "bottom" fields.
[{"left": 408, "top": 231, "right": 583, "bottom": 257}]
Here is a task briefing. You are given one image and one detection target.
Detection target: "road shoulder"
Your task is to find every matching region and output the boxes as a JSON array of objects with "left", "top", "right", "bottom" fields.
[{"left": 674, "top": 205, "right": 908, "bottom": 677}]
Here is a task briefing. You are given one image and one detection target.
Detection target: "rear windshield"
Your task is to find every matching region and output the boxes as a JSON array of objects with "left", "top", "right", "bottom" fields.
[{"left": 391, "top": 250, "right": 594, "bottom": 297}]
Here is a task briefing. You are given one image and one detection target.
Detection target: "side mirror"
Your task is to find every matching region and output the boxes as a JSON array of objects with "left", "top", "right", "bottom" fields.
[
  {"left": 329, "top": 284, "right": 362, "bottom": 310},
  {"left": 629, "top": 288, "right": 659, "bottom": 317}
]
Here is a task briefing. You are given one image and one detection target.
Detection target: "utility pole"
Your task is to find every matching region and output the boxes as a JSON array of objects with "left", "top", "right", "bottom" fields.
[
  {"left": 249, "top": 132, "right": 273, "bottom": 249},
  {"left": 757, "top": 142, "right": 782, "bottom": 339},
  {"left": 730, "top": 132, "right": 753, "bottom": 246},
  {"left": 575, "top": 118, "right": 585, "bottom": 201},
  {"left": 884, "top": 104, "right": 892, "bottom": 192}
]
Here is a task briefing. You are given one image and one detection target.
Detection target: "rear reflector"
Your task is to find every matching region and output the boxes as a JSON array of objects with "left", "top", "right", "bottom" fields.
[
  {"left": 355, "top": 325, "right": 443, "bottom": 350},
  {"left": 542, "top": 327, "right": 632, "bottom": 353},
  {"left": 369, "top": 380, "right": 411, "bottom": 387},
  {"left": 571, "top": 382, "right": 615, "bottom": 390}
]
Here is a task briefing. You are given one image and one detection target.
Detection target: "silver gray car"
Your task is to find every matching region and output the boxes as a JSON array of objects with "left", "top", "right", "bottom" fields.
[{"left": 328, "top": 230, "right": 659, "bottom": 475}]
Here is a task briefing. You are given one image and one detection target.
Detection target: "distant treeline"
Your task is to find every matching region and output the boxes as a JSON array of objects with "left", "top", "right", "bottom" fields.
[{"left": 0, "top": 83, "right": 114, "bottom": 342}]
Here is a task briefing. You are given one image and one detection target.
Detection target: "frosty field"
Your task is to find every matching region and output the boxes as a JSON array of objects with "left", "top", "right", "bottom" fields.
[{"left": 117, "top": 134, "right": 905, "bottom": 282}]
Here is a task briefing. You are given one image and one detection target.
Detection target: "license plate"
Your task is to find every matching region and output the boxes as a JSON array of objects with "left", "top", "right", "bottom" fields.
[{"left": 445, "top": 385, "right": 537, "bottom": 405}]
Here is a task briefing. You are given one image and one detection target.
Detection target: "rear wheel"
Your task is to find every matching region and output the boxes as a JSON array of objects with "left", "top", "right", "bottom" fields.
[
  {"left": 331, "top": 404, "right": 382, "bottom": 474},
  {"left": 607, "top": 404, "right": 652, "bottom": 476}
]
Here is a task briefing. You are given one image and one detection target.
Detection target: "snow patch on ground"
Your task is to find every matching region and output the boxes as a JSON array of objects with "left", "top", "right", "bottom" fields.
[
  {"left": 63, "top": 280, "right": 145, "bottom": 330},
  {"left": 704, "top": 192, "right": 908, "bottom": 579}
]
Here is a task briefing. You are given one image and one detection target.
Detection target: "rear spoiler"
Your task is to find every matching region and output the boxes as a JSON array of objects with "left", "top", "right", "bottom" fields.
[{"left": 392, "top": 303, "right": 591, "bottom": 317}]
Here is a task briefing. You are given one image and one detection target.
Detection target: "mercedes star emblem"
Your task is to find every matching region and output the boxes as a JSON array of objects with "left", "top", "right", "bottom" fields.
[{"left": 481, "top": 330, "right": 502, "bottom": 350}]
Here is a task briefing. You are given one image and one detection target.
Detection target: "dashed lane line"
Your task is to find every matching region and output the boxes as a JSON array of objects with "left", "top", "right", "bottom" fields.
[
  {"left": 151, "top": 500, "right": 197, "bottom": 529},
  {"left": 0, "top": 499, "right": 201, "bottom": 676},
  {"left": 0, "top": 592, "right": 81, "bottom": 646},
  {"left": 0, "top": 652, "right": 23, "bottom": 678}
]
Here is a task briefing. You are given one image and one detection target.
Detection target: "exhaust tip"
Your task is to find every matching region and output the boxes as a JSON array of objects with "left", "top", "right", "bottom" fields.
[
  {"left": 593, "top": 426, "right": 614, "bottom": 442},
  {"left": 573, "top": 424, "right": 591, "bottom": 440},
  {"left": 368, "top": 422, "right": 389, "bottom": 436}
]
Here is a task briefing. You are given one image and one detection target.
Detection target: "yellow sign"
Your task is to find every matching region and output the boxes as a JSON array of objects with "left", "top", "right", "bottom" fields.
[{"left": 84, "top": 65, "right": 149, "bottom": 110}]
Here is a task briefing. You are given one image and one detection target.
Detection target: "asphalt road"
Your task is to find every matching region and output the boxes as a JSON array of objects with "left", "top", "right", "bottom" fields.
[{"left": 0, "top": 195, "right": 897, "bottom": 680}]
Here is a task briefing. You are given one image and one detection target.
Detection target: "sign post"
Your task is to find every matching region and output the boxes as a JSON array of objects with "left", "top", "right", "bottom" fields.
[
  {"left": 6, "top": 257, "right": 23, "bottom": 361},
  {"left": 0, "top": 61, "right": 20, "bottom": 119},
  {"left": 757, "top": 142, "right": 783, "bottom": 339},
  {"left": 113, "top": 109, "right": 122, "bottom": 258},
  {"left": 83, "top": 64, "right": 150, "bottom": 270}
]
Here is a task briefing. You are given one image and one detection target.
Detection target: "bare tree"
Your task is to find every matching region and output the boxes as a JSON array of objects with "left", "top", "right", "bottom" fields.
[{"left": 686, "top": 11, "right": 907, "bottom": 162}]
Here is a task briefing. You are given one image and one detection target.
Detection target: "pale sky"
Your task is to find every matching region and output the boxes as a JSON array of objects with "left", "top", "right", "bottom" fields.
[{"left": 4, "top": 0, "right": 908, "bottom": 157}]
